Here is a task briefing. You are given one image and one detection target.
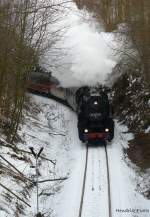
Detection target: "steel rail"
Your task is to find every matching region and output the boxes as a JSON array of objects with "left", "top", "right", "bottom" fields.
[
  {"left": 78, "top": 144, "right": 89, "bottom": 217},
  {"left": 104, "top": 143, "right": 112, "bottom": 217}
]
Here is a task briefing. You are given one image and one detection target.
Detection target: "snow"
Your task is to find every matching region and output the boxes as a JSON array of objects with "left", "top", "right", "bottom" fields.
[
  {"left": 0, "top": 95, "right": 150, "bottom": 217},
  {"left": 145, "top": 126, "right": 150, "bottom": 133},
  {"left": 108, "top": 121, "right": 150, "bottom": 217},
  {"left": 81, "top": 146, "right": 109, "bottom": 217},
  {"left": 0, "top": 94, "right": 81, "bottom": 216},
  {"left": 49, "top": 110, "right": 150, "bottom": 217}
]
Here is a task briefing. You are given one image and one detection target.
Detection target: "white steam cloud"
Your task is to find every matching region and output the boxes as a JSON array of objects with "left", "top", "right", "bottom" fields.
[{"left": 45, "top": 3, "right": 119, "bottom": 87}]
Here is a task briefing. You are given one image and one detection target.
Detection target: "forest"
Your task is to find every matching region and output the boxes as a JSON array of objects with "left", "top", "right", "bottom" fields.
[
  {"left": 74, "top": 0, "right": 150, "bottom": 134},
  {"left": 75, "top": 0, "right": 150, "bottom": 81},
  {"left": 0, "top": 0, "right": 65, "bottom": 142}
]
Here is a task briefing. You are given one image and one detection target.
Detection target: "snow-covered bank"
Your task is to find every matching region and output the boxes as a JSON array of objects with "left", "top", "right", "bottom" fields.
[
  {"left": 108, "top": 121, "right": 150, "bottom": 217},
  {"left": 0, "top": 94, "right": 82, "bottom": 216}
]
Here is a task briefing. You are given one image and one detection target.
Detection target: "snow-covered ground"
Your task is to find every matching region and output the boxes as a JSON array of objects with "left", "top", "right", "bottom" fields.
[
  {"left": 108, "top": 122, "right": 150, "bottom": 217},
  {"left": 81, "top": 146, "right": 109, "bottom": 217},
  {"left": 0, "top": 94, "right": 82, "bottom": 216},
  {"left": 0, "top": 95, "right": 150, "bottom": 217}
]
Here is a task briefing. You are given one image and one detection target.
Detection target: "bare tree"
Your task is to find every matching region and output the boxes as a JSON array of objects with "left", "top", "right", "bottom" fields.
[{"left": 0, "top": 0, "right": 69, "bottom": 143}]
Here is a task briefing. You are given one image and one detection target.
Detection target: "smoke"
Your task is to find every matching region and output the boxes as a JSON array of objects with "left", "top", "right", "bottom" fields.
[{"left": 45, "top": 3, "right": 119, "bottom": 87}]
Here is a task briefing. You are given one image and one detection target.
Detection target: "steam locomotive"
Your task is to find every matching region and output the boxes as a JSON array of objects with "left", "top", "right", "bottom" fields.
[
  {"left": 27, "top": 69, "right": 114, "bottom": 144},
  {"left": 76, "top": 86, "right": 114, "bottom": 143}
]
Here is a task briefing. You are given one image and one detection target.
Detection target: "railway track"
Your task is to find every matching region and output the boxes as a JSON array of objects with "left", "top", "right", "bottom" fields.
[{"left": 78, "top": 143, "right": 112, "bottom": 217}]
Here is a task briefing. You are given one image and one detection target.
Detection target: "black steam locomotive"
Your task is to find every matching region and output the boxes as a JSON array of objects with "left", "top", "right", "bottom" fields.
[{"left": 76, "top": 86, "right": 114, "bottom": 143}]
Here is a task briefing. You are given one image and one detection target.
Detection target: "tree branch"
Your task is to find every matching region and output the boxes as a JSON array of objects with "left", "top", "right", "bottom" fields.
[
  {"left": 38, "top": 177, "right": 68, "bottom": 183},
  {"left": 0, "top": 182, "right": 31, "bottom": 207}
]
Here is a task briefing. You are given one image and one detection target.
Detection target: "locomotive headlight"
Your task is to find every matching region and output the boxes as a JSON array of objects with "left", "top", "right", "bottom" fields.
[
  {"left": 94, "top": 101, "right": 98, "bottom": 105},
  {"left": 84, "top": 129, "right": 88, "bottom": 133},
  {"left": 105, "top": 128, "right": 109, "bottom": 132}
]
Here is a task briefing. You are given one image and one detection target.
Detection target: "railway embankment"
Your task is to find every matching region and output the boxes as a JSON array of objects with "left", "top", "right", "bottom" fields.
[{"left": 112, "top": 68, "right": 150, "bottom": 198}]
